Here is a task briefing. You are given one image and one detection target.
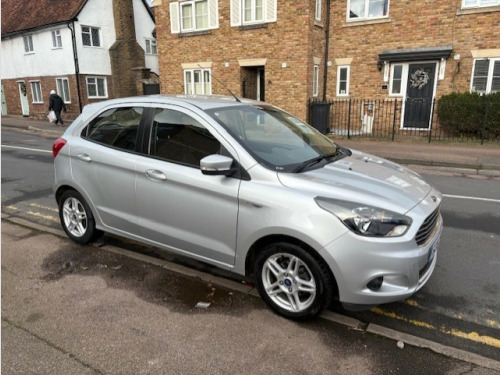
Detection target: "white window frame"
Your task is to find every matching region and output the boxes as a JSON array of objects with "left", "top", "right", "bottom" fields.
[
  {"left": 462, "top": 0, "right": 500, "bottom": 8},
  {"left": 145, "top": 38, "right": 157, "bottom": 55},
  {"left": 30, "top": 81, "right": 43, "bottom": 103},
  {"left": 184, "top": 69, "right": 212, "bottom": 95},
  {"left": 81, "top": 26, "right": 101, "bottom": 47},
  {"left": 315, "top": 0, "right": 322, "bottom": 21},
  {"left": 347, "top": 0, "right": 389, "bottom": 21},
  {"left": 243, "top": 0, "right": 265, "bottom": 24},
  {"left": 470, "top": 58, "right": 500, "bottom": 94},
  {"left": 313, "top": 65, "right": 320, "bottom": 97},
  {"left": 389, "top": 63, "right": 407, "bottom": 97},
  {"left": 230, "top": 0, "right": 277, "bottom": 27},
  {"left": 336, "top": 66, "right": 350, "bottom": 97},
  {"left": 170, "top": 0, "right": 219, "bottom": 34},
  {"left": 23, "top": 35, "right": 34, "bottom": 53},
  {"left": 52, "top": 29, "right": 62, "bottom": 48},
  {"left": 56, "top": 78, "right": 71, "bottom": 103},
  {"left": 86, "top": 77, "right": 108, "bottom": 98}
]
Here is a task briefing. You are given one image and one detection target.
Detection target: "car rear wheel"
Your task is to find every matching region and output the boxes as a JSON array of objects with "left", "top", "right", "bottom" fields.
[
  {"left": 255, "top": 242, "right": 333, "bottom": 320},
  {"left": 59, "top": 190, "right": 102, "bottom": 244}
]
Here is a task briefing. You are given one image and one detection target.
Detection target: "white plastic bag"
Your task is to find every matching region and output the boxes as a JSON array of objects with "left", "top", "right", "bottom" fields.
[{"left": 47, "top": 110, "right": 57, "bottom": 123}]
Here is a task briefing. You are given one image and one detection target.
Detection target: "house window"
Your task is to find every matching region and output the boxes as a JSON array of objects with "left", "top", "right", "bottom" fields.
[
  {"left": 81, "top": 26, "right": 101, "bottom": 47},
  {"left": 315, "top": 0, "right": 322, "bottom": 21},
  {"left": 390, "top": 64, "right": 404, "bottom": 95},
  {"left": 52, "top": 30, "right": 62, "bottom": 48},
  {"left": 348, "top": 0, "right": 389, "bottom": 20},
  {"left": 23, "top": 35, "right": 34, "bottom": 53},
  {"left": 145, "top": 39, "right": 157, "bottom": 55},
  {"left": 230, "top": 0, "right": 277, "bottom": 26},
  {"left": 337, "top": 66, "right": 350, "bottom": 96},
  {"left": 30, "top": 81, "right": 43, "bottom": 103},
  {"left": 170, "top": 0, "right": 218, "bottom": 34},
  {"left": 313, "top": 65, "right": 319, "bottom": 97},
  {"left": 184, "top": 69, "right": 211, "bottom": 95},
  {"left": 86, "top": 77, "right": 107, "bottom": 98},
  {"left": 471, "top": 58, "right": 500, "bottom": 94},
  {"left": 462, "top": 0, "right": 499, "bottom": 8},
  {"left": 56, "top": 78, "right": 71, "bottom": 103}
]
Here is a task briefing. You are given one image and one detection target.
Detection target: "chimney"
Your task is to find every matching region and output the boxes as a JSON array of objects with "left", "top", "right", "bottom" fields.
[{"left": 109, "top": 0, "right": 145, "bottom": 97}]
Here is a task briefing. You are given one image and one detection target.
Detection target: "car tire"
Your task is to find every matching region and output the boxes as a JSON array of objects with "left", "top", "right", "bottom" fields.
[
  {"left": 59, "top": 190, "right": 102, "bottom": 244},
  {"left": 255, "top": 242, "right": 334, "bottom": 320}
]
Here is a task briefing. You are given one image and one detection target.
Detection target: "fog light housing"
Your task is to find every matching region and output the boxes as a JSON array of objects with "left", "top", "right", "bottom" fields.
[{"left": 367, "top": 276, "right": 384, "bottom": 291}]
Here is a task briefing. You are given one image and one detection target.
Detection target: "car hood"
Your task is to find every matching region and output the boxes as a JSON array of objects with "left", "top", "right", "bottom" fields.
[{"left": 277, "top": 149, "right": 432, "bottom": 213}]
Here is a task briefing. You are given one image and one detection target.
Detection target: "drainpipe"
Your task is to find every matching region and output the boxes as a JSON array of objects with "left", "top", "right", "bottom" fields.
[
  {"left": 322, "top": 0, "right": 331, "bottom": 102},
  {"left": 67, "top": 19, "right": 83, "bottom": 113}
]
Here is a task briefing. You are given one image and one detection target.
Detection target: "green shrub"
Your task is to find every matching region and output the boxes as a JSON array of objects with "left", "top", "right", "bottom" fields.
[{"left": 437, "top": 92, "right": 500, "bottom": 139}]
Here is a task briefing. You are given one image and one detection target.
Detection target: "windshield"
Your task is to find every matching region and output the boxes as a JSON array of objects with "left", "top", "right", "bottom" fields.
[{"left": 207, "top": 105, "right": 339, "bottom": 172}]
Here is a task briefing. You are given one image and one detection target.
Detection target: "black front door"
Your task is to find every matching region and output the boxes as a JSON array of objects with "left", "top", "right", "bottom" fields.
[{"left": 404, "top": 63, "right": 436, "bottom": 129}]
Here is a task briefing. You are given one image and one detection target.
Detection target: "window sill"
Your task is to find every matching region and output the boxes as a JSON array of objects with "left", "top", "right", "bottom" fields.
[
  {"left": 178, "top": 30, "right": 212, "bottom": 38},
  {"left": 457, "top": 5, "right": 500, "bottom": 15},
  {"left": 239, "top": 23, "right": 268, "bottom": 31},
  {"left": 314, "top": 20, "right": 324, "bottom": 28},
  {"left": 343, "top": 17, "right": 391, "bottom": 27}
]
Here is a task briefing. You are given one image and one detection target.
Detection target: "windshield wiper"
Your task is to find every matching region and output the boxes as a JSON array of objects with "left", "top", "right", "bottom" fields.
[{"left": 293, "top": 151, "right": 341, "bottom": 173}]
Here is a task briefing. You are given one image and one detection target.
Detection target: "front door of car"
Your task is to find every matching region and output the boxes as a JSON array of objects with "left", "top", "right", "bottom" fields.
[{"left": 135, "top": 107, "right": 240, "bottom": 267}]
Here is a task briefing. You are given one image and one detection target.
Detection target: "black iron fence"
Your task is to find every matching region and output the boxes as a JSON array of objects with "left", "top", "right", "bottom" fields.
[{"left": 308, "top": 97, "right": 499, "bottom": 143}]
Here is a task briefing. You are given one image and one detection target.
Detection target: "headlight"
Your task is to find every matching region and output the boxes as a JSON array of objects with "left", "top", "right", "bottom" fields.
[{"left": 315, "top": 197, "right": 412, "bottom": 237}]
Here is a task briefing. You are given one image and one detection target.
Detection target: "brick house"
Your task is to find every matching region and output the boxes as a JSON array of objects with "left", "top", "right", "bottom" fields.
[
  {"left": 154, "top": 0, "right": 499, "bottom": 131},
  {"left": 1, "top": 0, "right": 158, "bottom": 120}
]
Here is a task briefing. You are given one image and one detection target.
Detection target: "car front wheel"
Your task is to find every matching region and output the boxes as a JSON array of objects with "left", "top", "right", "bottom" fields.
[
  {"left": 255, "top": 242, "right": 334, "bottom": 320},
  {"left": 59, "top": 190, "right": 101, "bottom": 244}
]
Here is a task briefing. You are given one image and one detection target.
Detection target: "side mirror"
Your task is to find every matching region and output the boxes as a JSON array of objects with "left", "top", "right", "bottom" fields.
[{"left": 200, "top": 154, "right": 234, "bottom": 176}]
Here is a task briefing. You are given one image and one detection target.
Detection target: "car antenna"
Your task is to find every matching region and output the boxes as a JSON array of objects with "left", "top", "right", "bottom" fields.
[{"left": 198, "top": 64, "right": 241, "bottom": 102}]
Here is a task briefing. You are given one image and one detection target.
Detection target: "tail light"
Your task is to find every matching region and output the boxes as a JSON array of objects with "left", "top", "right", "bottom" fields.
[{"left": 53, "top": 138, "right": 67, "bottom": 158}]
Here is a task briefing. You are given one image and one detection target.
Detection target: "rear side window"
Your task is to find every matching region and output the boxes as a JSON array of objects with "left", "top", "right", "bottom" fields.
[
  {"left": 82, "top": 107, "right": 143, "bottom": 151},
  {"left": 150, "top": 108, "right": 221, "bottom": 168}
]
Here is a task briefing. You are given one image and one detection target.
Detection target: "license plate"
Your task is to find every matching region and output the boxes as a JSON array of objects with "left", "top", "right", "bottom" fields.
[{"left": 428, "top": 237, "right": 440, "bottom": 263}]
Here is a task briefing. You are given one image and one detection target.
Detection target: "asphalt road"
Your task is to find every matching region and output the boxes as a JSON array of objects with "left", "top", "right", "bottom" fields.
[{"left": 2, "top": 128, "right": 499, "bottom": 371}]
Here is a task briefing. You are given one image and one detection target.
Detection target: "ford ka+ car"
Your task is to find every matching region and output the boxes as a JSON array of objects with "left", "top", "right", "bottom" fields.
[{"left": 53, "top": 95, "right": 443, "bottom": 319}]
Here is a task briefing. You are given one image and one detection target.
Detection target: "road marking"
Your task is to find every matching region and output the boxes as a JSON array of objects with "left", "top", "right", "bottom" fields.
[
  {"left": 1, "top": 145, "right": 51, "bottom": 154},
  {"left": 443, "top": 194, "right": 500, "bottom": 204},
  {"left": 29, "top": 203, "right": 58, "bottom": 212},
  {"left": 372, "top": 307, "right": 500, "bottom": 349},
  {"left": 27, "top": 211, "right": 59, "bottom": 223}
]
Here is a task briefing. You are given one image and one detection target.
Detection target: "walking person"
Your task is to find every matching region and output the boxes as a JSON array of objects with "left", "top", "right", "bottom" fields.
[{"left": 48, "top": 90, "right": 67, "bottom": 126}]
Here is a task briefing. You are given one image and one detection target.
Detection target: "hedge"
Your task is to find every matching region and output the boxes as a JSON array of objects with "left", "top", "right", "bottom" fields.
[{"left": 437, "top": 92, "right": 500, "bottom": 139}]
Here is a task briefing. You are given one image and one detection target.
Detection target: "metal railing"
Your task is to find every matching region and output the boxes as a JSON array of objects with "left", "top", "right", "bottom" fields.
[{"left": 308, "top": 98, "right": 499, "bottom": 143}]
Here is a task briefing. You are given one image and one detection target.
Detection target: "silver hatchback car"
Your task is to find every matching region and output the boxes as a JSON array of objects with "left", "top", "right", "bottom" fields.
[{"left": 53, "top": 95, "right": 442, "bottom": 319}]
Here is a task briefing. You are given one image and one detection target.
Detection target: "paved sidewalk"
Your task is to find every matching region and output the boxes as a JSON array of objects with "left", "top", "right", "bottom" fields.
[{"left": 2, "top": 115, "right": 500, "bottom": 173}]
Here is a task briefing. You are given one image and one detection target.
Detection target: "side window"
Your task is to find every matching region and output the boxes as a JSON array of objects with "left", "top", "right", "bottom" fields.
[
  {"left": 150, "top": 108, "right": 221, "bottom": 168},
  {"left": 82, "top": 107, "right": 143, "bottom": 151}
]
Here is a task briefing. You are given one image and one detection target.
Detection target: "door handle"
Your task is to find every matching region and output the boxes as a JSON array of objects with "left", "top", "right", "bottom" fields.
[
  {"left": 76, "top": 153, "right": 92, "bottom": 162},
  {"left": 145, "top": 169, "right": 167, "bottom": 181}
]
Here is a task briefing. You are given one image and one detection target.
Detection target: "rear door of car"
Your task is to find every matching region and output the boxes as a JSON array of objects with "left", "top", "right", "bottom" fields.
[
  {"left": 70, "top": 104, "right": 149, "bottom": 233},
  {"left": 134, "top": 105, "right": 241, "bottom": 267}
]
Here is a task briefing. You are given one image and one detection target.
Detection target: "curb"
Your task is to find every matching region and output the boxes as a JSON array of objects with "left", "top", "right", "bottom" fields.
[{"left": 3, "top": 214, "right": 500, "bottom": 371}]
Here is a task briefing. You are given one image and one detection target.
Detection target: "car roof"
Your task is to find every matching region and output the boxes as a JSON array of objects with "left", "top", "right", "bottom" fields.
[{"left": 81, "top": 94, "right": 266, "bottom": 114}]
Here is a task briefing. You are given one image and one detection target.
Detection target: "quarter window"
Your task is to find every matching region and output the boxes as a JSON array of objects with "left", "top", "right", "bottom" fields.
[
  {"left": 184, "top": 69, "right": 211, "bottom": 95},
  {"left": 315, "top": 0, "right": 322, "bottom": 21},
  {"left": 471, "top": 58, "right": 500, "bottom": 94},
  {"left": 23, "top": 35, "right": 34, "bottom": 53},
  {"left": 30, "top": 81, "right": 43, "bottom": 103},
  {"left": 390, "top": 64, "right": 404, "bottom": 95},
  {"left": 82, "top": 107, "right": 143, "bottom": 151},
  {"left": 348, "top": 0, "right": 389, "bottom": 20},
  {"left": 337, "top": 66, "right": 350, "bottom": 96},
  {"left": 150, "top": 108, "right": 221, "bottom": 168},
  {"left": 52, "top": 30, "right": 62, "bottom": 48},
  {"left": 56, "top": 78, "right": 71, "bottom": 103},
  {"left": 81, "top": 26, "right": 101, "bottom": 47},
  {"left": 462, "top": 0, "right": 499, "bottom": 8},
  {"left": 145, "top": 39, "right": 157, "bottom": 55},
  {"left": 86, "top": 77, "right": 107, "bottom": 98}
]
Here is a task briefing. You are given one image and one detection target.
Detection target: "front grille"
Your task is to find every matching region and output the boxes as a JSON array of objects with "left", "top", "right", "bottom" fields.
[{"left": 416, "top": 207, "right": 440, "bottom": 246}]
